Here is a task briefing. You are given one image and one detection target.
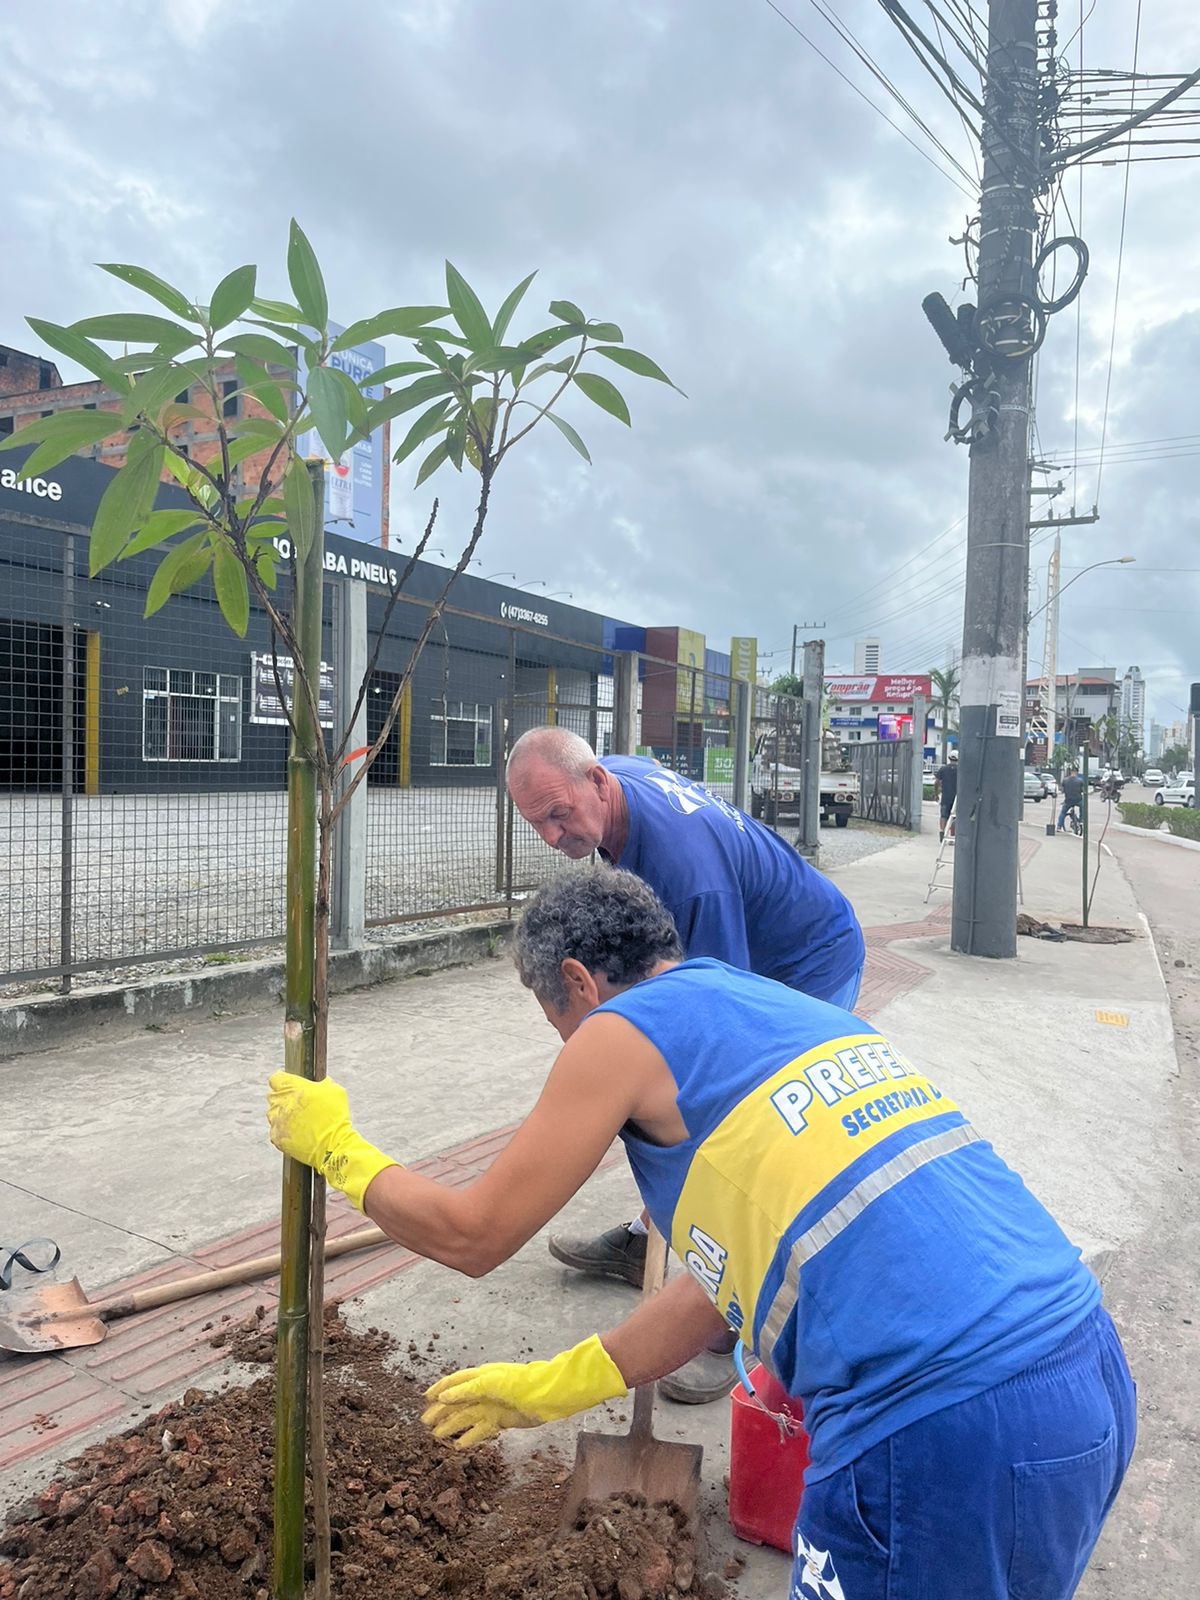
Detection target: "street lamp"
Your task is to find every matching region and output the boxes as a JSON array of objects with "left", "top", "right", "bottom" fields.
[
  {"left": 483, "top": 570, "right": 516, "bottom": 582},
  {"left": 545, "top": 590, "right": 573, "bottom": 599},
  {"left": 518, "top": 578, "right": 547, "bottom": 589},
  {"left": 1027, "top": 556, "right": 1135, "bottom": 626}
]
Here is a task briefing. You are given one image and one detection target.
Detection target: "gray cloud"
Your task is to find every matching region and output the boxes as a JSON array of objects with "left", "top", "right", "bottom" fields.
[{"left": 1, "top": 0, "right": 1195, "bottom": 721}]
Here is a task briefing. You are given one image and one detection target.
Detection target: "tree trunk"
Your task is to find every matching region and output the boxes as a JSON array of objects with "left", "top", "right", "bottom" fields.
[{"left": 274, "top": 462, "right": 325, "bottom": 1600}]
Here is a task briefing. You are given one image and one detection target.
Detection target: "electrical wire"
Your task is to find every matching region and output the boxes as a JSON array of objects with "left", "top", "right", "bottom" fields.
[
  {"left": 759, "top": 0, "right": 978, "bottom": 199},
  {"left": 1095, "top": 0, "right": 1143, "bottom": 511},
  {"left": 820, "top": 513, "right": 966, "bottom": 622}
]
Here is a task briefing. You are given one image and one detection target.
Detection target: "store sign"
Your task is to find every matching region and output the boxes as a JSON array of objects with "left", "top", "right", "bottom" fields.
[
  {"left": 250, "top": 651, "right": 335, "bottom": 727},
  {"left": 830, "top": 716, "right": 875, "bottom": 728},
  {"left": 1, "top": 468, "right": 63, "bottom": 500},
  {"left": 271, "top": 535, "right": 400, "bottom": 587},
  {"left": 704, "top": 747, "right": 735, "bottom": 786},
  {"left": 295, "top": 321, "right": 386, "bottom": 544},
  {"left": 500, "top": 600, "right": 549, "bottom": 627},
  {"left": 730, "top": 635, "right": 758, "bottom": 684},
  {"left": 676, "top": 628, "right": 706, "bottom": 716},
  {"left": 825, "top": 674, "right": 932, "bottom": 702}
]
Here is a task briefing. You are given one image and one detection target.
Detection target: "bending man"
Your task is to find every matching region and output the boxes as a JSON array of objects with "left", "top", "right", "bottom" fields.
[
  {"left": 506, "top": 725, "right": 865, "bottom": 1390},
  {"left": 268, "top": 869, "right": 1133, "bottom": 1600}
]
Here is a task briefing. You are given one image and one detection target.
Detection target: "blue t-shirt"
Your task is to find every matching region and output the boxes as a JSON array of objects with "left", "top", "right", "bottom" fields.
[
  {"left": 597, "top": 960, "right": 1100, "bottom": 1480},
  {"left": 602, "top": 755, "right": 864, "bottom": 1002}
]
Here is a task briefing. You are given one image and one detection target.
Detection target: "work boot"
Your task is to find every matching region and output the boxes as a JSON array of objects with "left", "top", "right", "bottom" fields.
[
  {"left": 659, "top": 1331, "right": 739, "bottom": 1405},
  {"left": 548, "top": 1224, "right": 647, "bottom": 1288}
]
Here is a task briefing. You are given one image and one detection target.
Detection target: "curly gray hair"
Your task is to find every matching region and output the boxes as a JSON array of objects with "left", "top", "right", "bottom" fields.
[{"left": 512, "top": 867, "right": 683, "bottom": 1009}]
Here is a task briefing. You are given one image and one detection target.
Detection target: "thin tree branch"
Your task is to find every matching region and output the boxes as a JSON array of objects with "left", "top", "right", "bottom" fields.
[{"left": 496, "top": 341, "right": 587, "bottom": 460}]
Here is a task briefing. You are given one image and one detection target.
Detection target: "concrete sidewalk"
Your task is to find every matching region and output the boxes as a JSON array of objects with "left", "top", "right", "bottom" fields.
[{"left": 0, "top": 813, "right": 1179, "bottom": 1594}]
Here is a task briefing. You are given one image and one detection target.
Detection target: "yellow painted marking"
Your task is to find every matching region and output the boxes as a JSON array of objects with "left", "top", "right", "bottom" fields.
[{"left": 1095, "top": 1011, "right": 1129, "bottom": 1027}]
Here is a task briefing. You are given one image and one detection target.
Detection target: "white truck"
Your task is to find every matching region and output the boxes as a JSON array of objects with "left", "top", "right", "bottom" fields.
[{"left": 750, "top": 729, "right": 858, "bottom": 828}]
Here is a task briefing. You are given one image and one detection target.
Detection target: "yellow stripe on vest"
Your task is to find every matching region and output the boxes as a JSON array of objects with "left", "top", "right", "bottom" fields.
[{"left": 668, "top": 1032, "right": 960, "bottom": 1338}]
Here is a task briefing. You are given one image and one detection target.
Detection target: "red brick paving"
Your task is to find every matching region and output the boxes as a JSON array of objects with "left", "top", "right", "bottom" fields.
[{"left": 0, "top": 888, "right": 975, "bottom": 1477}]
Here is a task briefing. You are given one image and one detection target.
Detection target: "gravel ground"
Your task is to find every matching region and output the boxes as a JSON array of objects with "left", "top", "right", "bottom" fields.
[{"left": 0, "top": 784, "right": 909, "bottom": 995}]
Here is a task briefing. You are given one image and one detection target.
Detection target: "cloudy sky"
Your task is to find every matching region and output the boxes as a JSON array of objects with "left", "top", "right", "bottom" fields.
[{"left": 2, "top": 0, "right": 1197, "bottom": 726}]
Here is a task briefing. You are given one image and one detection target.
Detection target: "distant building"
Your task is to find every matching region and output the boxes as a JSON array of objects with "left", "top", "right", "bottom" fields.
[
  {"left": 1024, "top": 668, "right": 1120, "bottom": 764},
  {"left": 854, "top": 637, "right": 881, "bottom": 675},
  {"left": 1120, "top": 666, "right": 1145, "bottom": 752},
  {"left": 1148, "top": 721, "right": 1165, "bottom": 761},
  {"left": 825, "top": 672, "right": 934, "bottom": 755}
]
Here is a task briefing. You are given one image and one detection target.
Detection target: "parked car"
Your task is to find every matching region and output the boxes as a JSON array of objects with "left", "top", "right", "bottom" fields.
[
  {"left": 1039, "top": 770, "right": 1058, "bottom": 796},
  {"left": 1142, "top": 768, "right": 1165, "bottom": 788},
  {"left": 1154, "top": 773, "right": 1195, "bottom": 808},
  {"left": 1023, "top": 768, "right": 1046, "bottom": 802}
]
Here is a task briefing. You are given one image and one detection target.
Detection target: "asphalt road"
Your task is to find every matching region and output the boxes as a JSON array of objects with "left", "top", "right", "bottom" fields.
[{"left": 1080, "top": 828, "right": 1200, "bottom": 1597}]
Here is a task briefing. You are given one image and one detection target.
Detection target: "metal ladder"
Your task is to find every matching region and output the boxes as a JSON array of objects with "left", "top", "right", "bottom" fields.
[{"left": 925, "top": 799, "right": 956, "bottom": 902}]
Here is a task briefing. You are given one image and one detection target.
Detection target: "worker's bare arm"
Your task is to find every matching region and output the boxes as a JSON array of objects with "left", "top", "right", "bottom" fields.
[{"left": 600, "top": 1271, "right": 730, "bottom": 1387}]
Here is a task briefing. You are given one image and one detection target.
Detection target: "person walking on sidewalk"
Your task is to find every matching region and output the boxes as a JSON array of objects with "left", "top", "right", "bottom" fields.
[
  {"left": 267, "top": 869, "right": 1135, "bottom": 1600},
  {"left": 504, "top": 726, "right": 865, "bottom": 1399},
  {"left": 934, "top": 751, "right": 958, "bottom": 842},
  {"left": 1059, "top": 768, "right": 1084, "bottom": 833}
]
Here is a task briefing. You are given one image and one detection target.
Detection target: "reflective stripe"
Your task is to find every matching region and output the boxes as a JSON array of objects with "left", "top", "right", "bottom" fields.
[{"left": 760, "top": 1123, "right": 983, "bottom": 1358}]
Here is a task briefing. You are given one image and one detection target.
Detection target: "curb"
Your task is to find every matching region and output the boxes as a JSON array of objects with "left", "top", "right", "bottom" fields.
[
  {"left": 0, "top": 919, "right": 512, "bottom": 1063},
  {"left": 1110, "top": 821, "right": 1200, "bottom": 853}
]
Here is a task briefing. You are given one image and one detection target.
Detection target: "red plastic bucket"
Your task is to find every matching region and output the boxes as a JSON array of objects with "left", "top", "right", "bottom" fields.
[{"left": 727, "top": 1363, "right": 810, "bottom": 1552}]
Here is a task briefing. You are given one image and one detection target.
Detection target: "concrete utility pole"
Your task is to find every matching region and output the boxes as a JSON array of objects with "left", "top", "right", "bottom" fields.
[
  {"left": 798, "top": 638, "right": 825, "bottom": 861},
  {"left": 951, "top": 0, "right": 1041, "bottom": 960}
]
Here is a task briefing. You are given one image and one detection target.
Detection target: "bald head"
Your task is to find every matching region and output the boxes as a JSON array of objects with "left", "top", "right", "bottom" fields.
[
  {"left": 507, "top": 726, "right": 597, "bottom": 783},
  {"left": 507, "top": 726, "right": 620, "bottom": 859}
]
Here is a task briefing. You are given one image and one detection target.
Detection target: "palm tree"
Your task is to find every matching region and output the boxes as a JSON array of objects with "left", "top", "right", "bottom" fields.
[{"left": 929, "top": 665, "right": 960, "bottom": 764}]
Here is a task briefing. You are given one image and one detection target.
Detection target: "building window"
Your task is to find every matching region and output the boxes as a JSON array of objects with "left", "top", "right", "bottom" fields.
[
  {"left": 84, "top": 402, "right": 97, "bottom": 411},
  {"left": 0, "top": 416, "right": 12, "bottom": 438},
  {"left": 430, "top": 700, "right": 492, "bottom": 767},
  {"left": 175, "top": 388, "right": 191, "bottom": 406},
  {"left": 39, "top": 365, "right": 53, "bottom": 389},
  {"left": 143, "top": 666, "right": 242, "bottom": 763},
  {"left": 41, "top": 410, "right": 53, "bottom": 419},
  {"left": 221, "top": 378, "right": 239, "bottom": 419}
]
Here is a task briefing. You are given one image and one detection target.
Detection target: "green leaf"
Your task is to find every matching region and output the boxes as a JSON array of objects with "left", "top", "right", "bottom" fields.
[
  {"left": 405, "top": 325, "right": 470, "bottom": 347},
  {"left": 593, "top": 345, "right": 684, "bottom": 392},
  {"left": 226, "top": 415, "right": 286, "bottom": 442},
  {"left": 572, "top": 371, "right": 631, "bottom": 425},
  {"left": 121, "top": 359, "right": 207, "bottom": 427},
  {"left": 366, "top": 373, "right": 457, "bottom": 430},
  {"left": 471, "top": 395, "right": 498, "bottom": 445},
  {"left": 234, "top": 357, "right": 289, "bottom": 422},
  {"left": 255, "top": 547, "right": 279, "bottom": 589},
  {"left": 586, "top": 321, "right": 624, "bottom": 343},
  {"left": 414, "top": 437, "right": 451, "bottom": 488},
  {"left": 360, "top": 361, "right": 432, "bottom": 388},
  {"left": 522, "top": 358, "right": 575, "bottom": 385},
  {"left": 0, "top": 411, "right": 114, "bottom": 477},
  {"left": 118, "top": 509, "right": 206, "bottom": 560},
  {"left": 250, "top": 297, "right": 307, "bottom": 324},
  {"left": 392, "top": 399, "right": 454, "bottom": 465},
  {"left": 97, "top": 263, "right": 198, "bottom": 321},
  {"left": 244, "top": 316, "right": 316, "bottom": 348},
  {"left": 224, "top": 433, "right": 272, "bottom": 471},
  {"left": 71, "top": 312, "right": 196, "bottom": 349},
  {"left": 284, "top": 456, "right": 317, "bottom": 559},
  {"left": 330, "top": 308, "right": 451, "bottom": 351},
  {"left": 144, "top": 532, "right": 212, "bottom": 616},
  {"left": 549, "top": 300, "right": 586, "bottom": 326},
  {"left": 516, "top": 324, "right": 582, "bottom": 361},
  {"left": 330, "top": 366, "right": 371, "bottom": 443},
  {"left": 213, "top": 541, "right": 250, "bottom": 636},
  {"left": 415, "top": 337, "right": 453, "bottom": 374},
  {"left": 444, "top": 262, "right": 493, "bottom": 350},
  {"left": 446, "top": 414, "right": 465, "bottom": 471},
  {"left": 26, "top": 317, "right": 131, "bottom": 393},
  {"left": 462, "top": 345, "right": 528, "bottom": 376},
  {"left": 287, "top": 219, "right": 328, "bottom": 331},
  {"left": 219, "top": 333, "right": 298, "bottom": 368},
  {"left": 546, "top": 411, "right": 592, "bottom": 463},
  {"left": 492, "top": 271, "right": 537, "bottom": 343},
  {"left": 307, "top": 366, "right": 350, "bottom": 458},
  {"left": 208, "top": 264, "right": 257, "bottom": 331},
  {"left": 89, "top": 437, "right": 166, "bottom": 574}
]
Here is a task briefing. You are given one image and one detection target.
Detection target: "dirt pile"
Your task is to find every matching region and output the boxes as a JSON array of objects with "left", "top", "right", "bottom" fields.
[{"left": 0, "top": 1311, "right": 720, "bottom": 1600}]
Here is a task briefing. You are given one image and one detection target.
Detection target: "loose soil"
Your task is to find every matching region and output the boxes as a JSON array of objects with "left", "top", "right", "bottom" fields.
[{"left": 0, "top": 1308, "right": 722, "bottom": 1600}]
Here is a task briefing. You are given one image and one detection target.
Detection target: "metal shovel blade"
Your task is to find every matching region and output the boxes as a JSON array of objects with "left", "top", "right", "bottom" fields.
[
  {"left": 559, "top": 1423, "right": 703, "bottom": 1531},
  {"left": 0, "top": 1278, "right": 107, "bottom": 1355}
]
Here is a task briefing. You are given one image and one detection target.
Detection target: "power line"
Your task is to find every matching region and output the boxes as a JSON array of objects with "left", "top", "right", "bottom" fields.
[
  {"left": 759, "top": 0, "right": 978, "bottom": 198},
  {"left": 1095, "top": 0, "right": 1143, "bottom": 510},
  {"left": 821, "top": 512, "right": 966, "bottom": 622}
]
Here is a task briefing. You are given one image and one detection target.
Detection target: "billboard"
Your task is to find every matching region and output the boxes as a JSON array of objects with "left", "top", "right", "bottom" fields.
[
  {"left": 824, "top": 674, "right": 932, "bottom": 703},
  {"left": 295, "top": 322, "right": 387, "bottom": 546},
  {"left": 730, "top": 636, "right": 758, "bottom": 684},
  {"left": 676, "top": 628, "right": 706, "bottom": 715}
]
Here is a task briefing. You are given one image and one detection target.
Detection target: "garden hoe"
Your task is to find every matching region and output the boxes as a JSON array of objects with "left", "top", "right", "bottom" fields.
[
  {"left": 559, "top": 1224, "right": 703, "bottom": 1532},
  {"left": 0, "top": 1224, "right": 390, "bottom": 1356}
]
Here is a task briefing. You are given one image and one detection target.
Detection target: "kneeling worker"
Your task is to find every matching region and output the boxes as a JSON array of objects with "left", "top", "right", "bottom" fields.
[{"left": 268, "top": 869, "right": 1134, "bottom": 1600}]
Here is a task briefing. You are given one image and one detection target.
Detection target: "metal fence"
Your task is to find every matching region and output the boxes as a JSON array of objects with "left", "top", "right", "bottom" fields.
[
  {"left": 3, "top": 519, "right": 801, "bottom": 989},
  {"left": 848, "top": 738, "right": 917, "bottom": 829}
]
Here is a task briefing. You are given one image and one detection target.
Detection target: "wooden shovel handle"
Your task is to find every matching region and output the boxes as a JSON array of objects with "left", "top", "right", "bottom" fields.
[
  {"left": 87, "top": 1224, "right": 391, "bottom": 1323},
  {"left": 630, "top": 1224, "right": 669, "bottom": 1444}
]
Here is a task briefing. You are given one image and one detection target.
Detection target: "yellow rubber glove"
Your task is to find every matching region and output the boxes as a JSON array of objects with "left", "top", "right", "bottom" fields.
[
  {"left": 421, "top": 1335, "right": 627, "bottom": 1449},
  {"left": 266, "top": 1072, "right": 397, "bottom": 1213}
]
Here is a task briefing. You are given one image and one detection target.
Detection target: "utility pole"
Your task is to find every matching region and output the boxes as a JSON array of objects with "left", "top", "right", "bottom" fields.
[
  {"left": 790, "top": 622, "right": 825, "bottom": 679},
  {"left": 951, "top": 0, "right": 1041, "bottom": 960},
  {"left": 798, "top": 638, "right": 825, "bottom": 861}
]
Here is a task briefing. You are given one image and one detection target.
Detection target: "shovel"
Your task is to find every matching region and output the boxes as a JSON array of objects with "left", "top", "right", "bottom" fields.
[
  {"left": 0, "top": 1223, "right": 390, "bottom": 1356},
  {"left": 559, "top": 1223, "right": 703, "bottom": 1531}
]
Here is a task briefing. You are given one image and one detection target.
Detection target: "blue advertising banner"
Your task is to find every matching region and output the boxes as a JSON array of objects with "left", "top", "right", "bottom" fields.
[{"left": 295, "top": 322, "right": 386, "bottom": 545}]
